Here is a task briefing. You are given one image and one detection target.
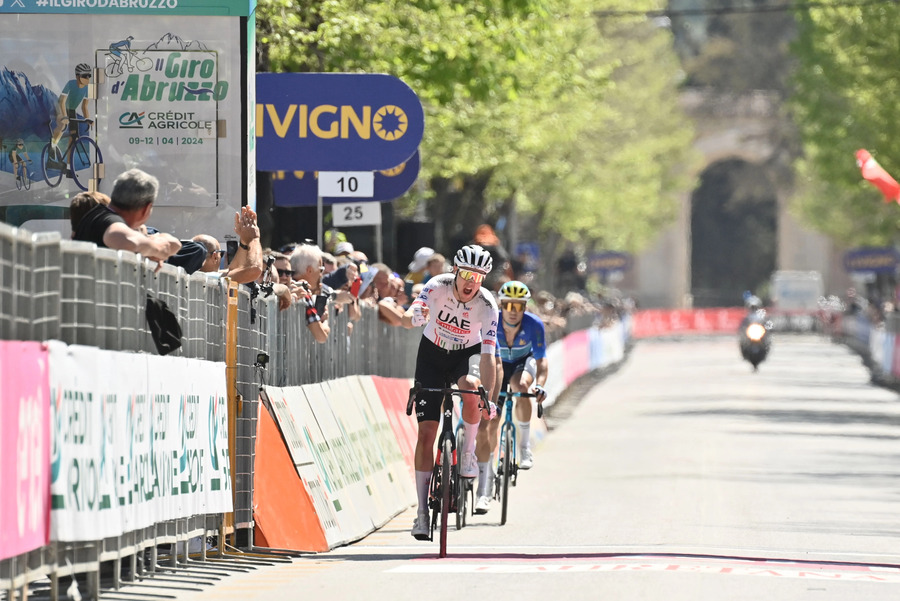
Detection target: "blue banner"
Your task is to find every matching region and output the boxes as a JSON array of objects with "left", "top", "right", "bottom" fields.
[
  {"left": 588, "top": 251, "right": 632, "bottom": 275},
  {"left": 272, "top": 151, "right": 419, "bottom": 206},
  {"left": 256, "top": 72, "right": 424, "bottom": 172},
  {"left": 843, "top": 247, "right": 900, "bottom": 274}
]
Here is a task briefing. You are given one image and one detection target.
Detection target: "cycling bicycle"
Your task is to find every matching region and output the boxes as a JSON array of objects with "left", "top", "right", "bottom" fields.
[
  {"left": 41, "top": 117, "right": 104, "bottom": 191},
  {"left": 494, "top": 389, "right": 542, "bottom": 526},
  {"left": 406, "top": 381, "right": 490, "bottom": 558},
  {"left": 14, "top": 159, "right": 33, "bottom": 191},
  {"left": 105, "top": 50, "right": 153, "bottom": 78}
]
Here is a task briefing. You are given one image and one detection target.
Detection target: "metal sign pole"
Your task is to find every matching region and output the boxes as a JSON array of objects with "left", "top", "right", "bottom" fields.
[
  {"left": 317, "top": 195, "right": 323, "bottom": 248},
  {"left": 376, "top": 221, "right": 383, "bottom": 264}
]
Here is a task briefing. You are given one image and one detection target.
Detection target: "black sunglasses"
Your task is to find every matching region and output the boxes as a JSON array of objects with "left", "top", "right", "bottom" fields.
[{"left": 277, "top": 269, "right": 294, "bottom": 277}]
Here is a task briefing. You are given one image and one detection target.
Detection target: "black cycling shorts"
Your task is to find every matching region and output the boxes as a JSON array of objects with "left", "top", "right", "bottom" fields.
[
  {"left": 501, "top": 356, "right": 537, "bottom": 391},
  {"left": 413, "top": 337, "right": 481, "bottom": 423}
]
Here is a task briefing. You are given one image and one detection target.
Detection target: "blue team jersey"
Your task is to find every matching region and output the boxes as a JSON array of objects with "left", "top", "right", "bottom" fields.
[
  {"left": 61, "top": 79, "right": 89, "bottom": 111},
  {"left": 496, "top": 311, "right": 547, "bottom": 363}
]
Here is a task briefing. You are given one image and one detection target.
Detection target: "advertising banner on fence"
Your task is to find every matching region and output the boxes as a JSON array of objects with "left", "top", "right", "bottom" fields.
[
  {"left": 263, "top": 385, "right": 343, "bottom": 548},
  {"left": 48, "top": 342, "right": 231, "bottom": 542},
  {"left": 0, "top": 8, "right": 250, "bottom": 242},
  {"left": 0, "top": 341, "right": 50, "bottom": 561}
]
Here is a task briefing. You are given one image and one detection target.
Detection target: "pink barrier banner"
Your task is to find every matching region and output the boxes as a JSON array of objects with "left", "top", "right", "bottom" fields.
[
  {"left": 0, "top": 341, "right": 50, "bottom": 560},
  {"left": 563, "top": 330, "right": 590, "bottom": 386},
  {"left": 371, "top": 376, "right": 418, "bottom": 475},
  {"left": 631, "top": 308, "right": 746, "bottom": 338}
]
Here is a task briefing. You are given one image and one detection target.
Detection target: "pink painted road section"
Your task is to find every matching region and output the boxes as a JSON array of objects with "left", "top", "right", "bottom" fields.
[
  {"left": 391, "top": 552, "right": 900, "bottom": 582},
  {"left": 0, "top": 340, "right": 51, "bottom": 560}
]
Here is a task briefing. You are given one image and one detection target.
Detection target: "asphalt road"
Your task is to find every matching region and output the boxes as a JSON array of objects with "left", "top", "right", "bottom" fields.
[{"left": 159, "top": 334, "right": 900, "bottom": 600}]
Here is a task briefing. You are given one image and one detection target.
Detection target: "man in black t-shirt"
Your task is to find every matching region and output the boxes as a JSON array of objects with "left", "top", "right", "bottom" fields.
[{"left": 74, "top": 168, "right": 181, "bottom": 269}]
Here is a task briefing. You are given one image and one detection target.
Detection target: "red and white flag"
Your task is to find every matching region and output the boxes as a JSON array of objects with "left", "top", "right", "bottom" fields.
[{"left": 856, "top": 148, "right": 900, "bottom": 203}]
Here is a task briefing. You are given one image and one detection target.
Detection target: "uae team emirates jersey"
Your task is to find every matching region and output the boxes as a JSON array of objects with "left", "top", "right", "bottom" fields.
[{"left": 411, "top": 273, "right": 499, "bottom": 353}]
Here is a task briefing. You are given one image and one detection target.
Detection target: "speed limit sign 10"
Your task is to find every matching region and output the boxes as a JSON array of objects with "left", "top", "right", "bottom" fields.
[{"left": 332, "top": 202, "right": 382, "bottom": 226}]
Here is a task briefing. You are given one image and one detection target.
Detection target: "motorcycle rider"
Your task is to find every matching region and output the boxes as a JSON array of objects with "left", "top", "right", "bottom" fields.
[
  {"left": 740, "top": 293, "right": 765, "bottom": 327},
  {"left": 738, "top": 292, "right": 770, "bottom": 370}
]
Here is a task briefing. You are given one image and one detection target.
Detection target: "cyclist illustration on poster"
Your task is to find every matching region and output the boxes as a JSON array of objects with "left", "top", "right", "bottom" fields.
[{"left": 0, "top": 10, "right": 244, "bottom": 243}]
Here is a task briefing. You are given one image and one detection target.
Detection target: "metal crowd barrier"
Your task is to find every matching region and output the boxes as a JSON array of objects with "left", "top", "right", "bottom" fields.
[{"left": 0, "top": 221, "right": 419, "bottom": 599}]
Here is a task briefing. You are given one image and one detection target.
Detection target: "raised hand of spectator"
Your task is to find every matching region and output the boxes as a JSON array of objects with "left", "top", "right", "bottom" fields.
[{"left": 234, "top": 206, "right": 260, "bottom": 245}]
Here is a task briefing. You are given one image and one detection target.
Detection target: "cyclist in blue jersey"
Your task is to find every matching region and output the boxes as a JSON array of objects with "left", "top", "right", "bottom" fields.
[
  {"left": 9, "top": 139, "right": 30, "bottom": 182},
  {"left": 474, "top": 280, "right": 548, "bottom": 514},
  {"left": 50, "top": 63, "right": 93, "bottom": 173},
  {"left": 108, "top": 36, "right": 134, "bottom": 76}
]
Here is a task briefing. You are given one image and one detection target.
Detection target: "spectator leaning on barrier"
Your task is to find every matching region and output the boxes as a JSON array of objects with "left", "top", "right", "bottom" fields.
[
  {"left": 252, "top": 250, "right": 292, "bottom": 311},
  {"left": 289, "top": 243, "right": 331, "bottom": 343},
  {"left": 377, "top": 274, "right": 408, "bottom": 326},
  {"left": 73, "top": 168, "right": 181, "bottom": 270},
  {"left": 69, "top": 190, "right": 110, "bottom": 237},
  {"left": 369, "top": 262, "right": 393, "bottom": 299}
]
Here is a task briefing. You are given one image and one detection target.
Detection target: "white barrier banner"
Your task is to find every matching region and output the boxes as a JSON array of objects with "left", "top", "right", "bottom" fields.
[
  {"left": 303, "top": 383, "right": 374, "bottom": 542},
  {"left": 262, "top": 386, "right": 343, "bottom": 547},
  {"left": 49, "top": 342, "right": 232, "bottom": 542},
  {"left": 327, "top": 378, "right": 395, "bottom": 527}
]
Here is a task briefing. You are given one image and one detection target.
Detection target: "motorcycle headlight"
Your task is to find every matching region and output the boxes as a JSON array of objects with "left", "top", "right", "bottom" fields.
[{"left": 745, "top": 323, "right": 766, "bottom": 341}]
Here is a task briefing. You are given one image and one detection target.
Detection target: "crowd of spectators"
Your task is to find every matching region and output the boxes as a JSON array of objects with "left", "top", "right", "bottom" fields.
[{"left": 68, "top": 177, "right": 628, "bottom": 344}]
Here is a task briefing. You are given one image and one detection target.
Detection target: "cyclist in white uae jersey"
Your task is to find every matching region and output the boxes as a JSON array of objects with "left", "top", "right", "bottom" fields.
[{"left": 401, "top": 244, "right": 500, "bottom": 540}]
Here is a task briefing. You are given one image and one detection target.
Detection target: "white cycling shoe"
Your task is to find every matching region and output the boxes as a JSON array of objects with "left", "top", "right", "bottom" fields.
[
  {"left": 460, "top": 452, "right": 478, "bottom": 478},
  {"left": 519, "top": 448, "right": 534, "bottom": 470},
  {"left": 474, "top": 496, "right": 491, "bottom": 515},
  {"left": 411, "top": 511, "right": 430, "bottom": 540}
]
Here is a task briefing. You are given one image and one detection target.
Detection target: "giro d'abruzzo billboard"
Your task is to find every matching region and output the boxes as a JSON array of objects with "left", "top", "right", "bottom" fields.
[{"left": 0, "top": 1, "right": 256, "bottom": 243}]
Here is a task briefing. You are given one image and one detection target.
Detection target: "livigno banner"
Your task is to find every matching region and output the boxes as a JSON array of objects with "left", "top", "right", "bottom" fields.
[
  {"left": 47, "top": 341, "right": 231, "bottom": 542},
  {"left": 0, "top": 7, "right": 251, "bottom": 242}
]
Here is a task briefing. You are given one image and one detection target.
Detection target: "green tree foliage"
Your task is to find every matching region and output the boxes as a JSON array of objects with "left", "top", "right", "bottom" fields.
[
  {"left": 256, "top": 0, "right": 698, "bottom": 253},
  {"left": 790, "top": 2, "right": 900, "bottom": 246}
]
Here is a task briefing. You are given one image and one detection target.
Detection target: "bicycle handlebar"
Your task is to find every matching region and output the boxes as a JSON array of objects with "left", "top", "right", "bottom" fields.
[
  {"left": 406, "top": 381, "right": 490, "bottom": 416},
  {"left": 498, "top": 390, "right": 544, "bottom": 418}
]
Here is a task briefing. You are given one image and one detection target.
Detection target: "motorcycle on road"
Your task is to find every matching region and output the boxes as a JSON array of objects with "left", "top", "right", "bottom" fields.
[{"left": 739, "top": 311, "right": 771, "bottom": 371}]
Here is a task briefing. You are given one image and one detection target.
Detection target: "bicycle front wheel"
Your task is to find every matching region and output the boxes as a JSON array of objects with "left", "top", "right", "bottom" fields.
[
  {"left": 500, "top": 423, "right": 513, "bottom": 526},
  {"left": 439, "top": 436, "right": 452, "bottom": 558},
  {"left": 455, "top": 427, "right": 467, "bottom": 530},
  {"left": 22, "top": 169, "right": 31, "bottom": 190},
  {"left": 71, "top": 136, "right": 103, "bottom": 192},
  {"left": 41, "top": 144, "right": 63, "bottom": 188}
]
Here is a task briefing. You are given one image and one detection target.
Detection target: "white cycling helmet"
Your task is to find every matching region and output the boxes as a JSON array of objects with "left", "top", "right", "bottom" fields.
[{"left": 454, "top": 244, "right": 493, "bottom": 274}]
